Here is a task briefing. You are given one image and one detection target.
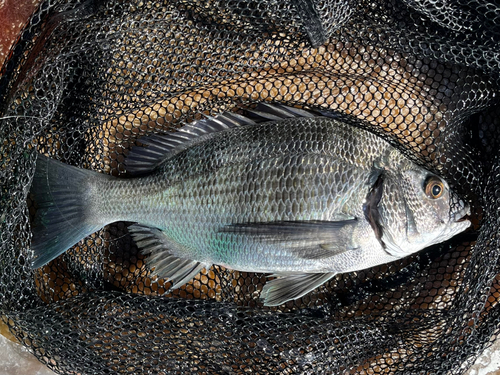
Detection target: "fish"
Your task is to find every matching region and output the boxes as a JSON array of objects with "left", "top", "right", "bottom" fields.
[{"left": 29, "top": 104, "right": 471, "bottom": 306}]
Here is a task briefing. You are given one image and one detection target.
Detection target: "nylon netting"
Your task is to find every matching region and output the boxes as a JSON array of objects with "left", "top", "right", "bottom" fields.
[{"left": 0, "top": 0, "right": 499, "bottom": 373}]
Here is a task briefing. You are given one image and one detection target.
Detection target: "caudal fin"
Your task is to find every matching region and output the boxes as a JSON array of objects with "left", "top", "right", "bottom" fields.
[{"left": 30, "top": 155, "right": 110, "bottom": 268}]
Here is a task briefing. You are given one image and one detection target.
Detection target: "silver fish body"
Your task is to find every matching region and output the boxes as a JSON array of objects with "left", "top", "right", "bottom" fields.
[{"left": 30, "top": 105, "right": 470, "bottom": 306}]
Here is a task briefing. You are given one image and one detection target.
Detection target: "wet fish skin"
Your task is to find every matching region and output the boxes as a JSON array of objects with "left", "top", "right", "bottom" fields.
[
  {"left": 96, "top": 119, "right": 384, "bottom": 264},
  {"left": 30, "top": 106, "right": 470, "bottom": 306}
]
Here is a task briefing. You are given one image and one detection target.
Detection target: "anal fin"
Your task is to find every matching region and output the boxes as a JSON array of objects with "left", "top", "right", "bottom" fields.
[
  {"left": 128, "top": 224, "right": 209, "bottom": 289},
  {"left": 261, "top": 272, "right": 336, "bottom": 306}
]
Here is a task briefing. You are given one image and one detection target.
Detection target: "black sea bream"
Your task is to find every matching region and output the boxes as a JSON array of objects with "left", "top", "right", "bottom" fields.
[{"left": 30, "top": 105, "right": 470, "bottom": 306}]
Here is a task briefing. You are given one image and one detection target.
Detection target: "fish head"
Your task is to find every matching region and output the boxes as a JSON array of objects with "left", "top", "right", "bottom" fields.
[{"left": 377, "top": 162, "right": 471, "bottom": 257}]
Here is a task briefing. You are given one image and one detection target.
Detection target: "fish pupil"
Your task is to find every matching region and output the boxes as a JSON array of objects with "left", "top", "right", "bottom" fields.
[
  {"left": 424, "top": 176, "right": 444, "bottom": 199},
  {"left": 432, "top": 184, "right": 441, "bottom": 197}
]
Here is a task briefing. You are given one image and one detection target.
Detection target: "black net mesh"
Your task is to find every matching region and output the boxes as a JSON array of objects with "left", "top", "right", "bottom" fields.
[{"left": 1, "top": 0, "right": 499, "bottom": 373}]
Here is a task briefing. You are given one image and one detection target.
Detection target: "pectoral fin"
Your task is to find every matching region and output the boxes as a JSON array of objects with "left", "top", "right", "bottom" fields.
[
  {"left": 128, "top": 224, "right": 210, "bottom": 289},
  {"left": 220, "top": 219, "right": 358, "bottom": 259},
  {"left": 261, "top": 272, "right": 337, "bottom": 306}
]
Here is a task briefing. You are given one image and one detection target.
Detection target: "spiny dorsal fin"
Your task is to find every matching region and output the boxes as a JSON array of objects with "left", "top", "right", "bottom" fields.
[
  {"left": 247, "top": 102, "right": 316, "bottom": 121},
  {"left": 125, "top": 103, "right": 314, "bottom": 175}
]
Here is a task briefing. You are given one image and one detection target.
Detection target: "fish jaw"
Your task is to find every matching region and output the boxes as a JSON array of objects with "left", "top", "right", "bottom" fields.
[
  {"left": 451, "top": 200, "right": 471, "bottom": 223},
  {"left": 381, "top": 197, "right": 471, "bottom": 258}
]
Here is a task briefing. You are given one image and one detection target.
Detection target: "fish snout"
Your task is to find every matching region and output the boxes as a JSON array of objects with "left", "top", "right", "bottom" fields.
[{"left": 452, "top": 201, "right": 471, "bottom": 223}]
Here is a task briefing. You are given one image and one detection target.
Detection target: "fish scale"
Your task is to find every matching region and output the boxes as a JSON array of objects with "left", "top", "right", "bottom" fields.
[{"left": 30, "top": 105, "right": 470, "bottom": 306}]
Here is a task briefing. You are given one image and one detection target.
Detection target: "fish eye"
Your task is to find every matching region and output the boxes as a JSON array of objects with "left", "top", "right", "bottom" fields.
[{"left": 424, "top": 177, "right": 445, "bottom": 199}]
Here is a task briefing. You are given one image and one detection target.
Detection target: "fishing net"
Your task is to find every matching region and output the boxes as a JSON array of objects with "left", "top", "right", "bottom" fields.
[{"left": 1, "top": 0, "right": 499, "bottom": 373}]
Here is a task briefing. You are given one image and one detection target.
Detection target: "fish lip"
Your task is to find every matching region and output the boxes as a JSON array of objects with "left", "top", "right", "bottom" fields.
[{"left": 452, "top": 204, "right": 471, "bottom": 223}]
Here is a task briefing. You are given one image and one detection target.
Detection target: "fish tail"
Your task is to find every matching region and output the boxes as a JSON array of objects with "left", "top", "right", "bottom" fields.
[{"left": 30, "top": 155, "right": 110, "bottom": 269}]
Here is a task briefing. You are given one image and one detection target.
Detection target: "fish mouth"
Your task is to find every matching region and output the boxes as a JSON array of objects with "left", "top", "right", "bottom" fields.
[{"left": 452, "top": 204, "right": 471, "bottom": 223}]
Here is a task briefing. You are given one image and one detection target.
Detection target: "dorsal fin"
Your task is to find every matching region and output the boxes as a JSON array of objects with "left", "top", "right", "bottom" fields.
[
  {"left": 246, "top": 102, "right": 316, "bottom": 121},
  {"left": 125, "top": 103, "right": 314, "bottom": 175}
]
